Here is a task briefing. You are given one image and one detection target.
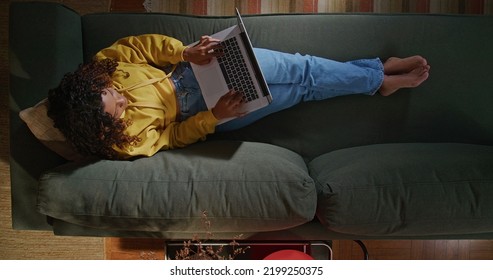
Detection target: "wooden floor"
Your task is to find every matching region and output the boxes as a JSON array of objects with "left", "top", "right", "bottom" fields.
[{"left": 105, "top": 238, "right": 493, "bottom": 260}]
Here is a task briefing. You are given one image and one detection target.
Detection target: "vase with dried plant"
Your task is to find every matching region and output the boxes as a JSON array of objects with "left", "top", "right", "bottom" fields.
[{"left": 173, "top": 211, "right": 250, "bottom": 260}]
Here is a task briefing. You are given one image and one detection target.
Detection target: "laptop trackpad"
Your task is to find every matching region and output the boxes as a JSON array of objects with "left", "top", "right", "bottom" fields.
[{"left": 193, "top": 63, "right": 228, "bottom": 107}]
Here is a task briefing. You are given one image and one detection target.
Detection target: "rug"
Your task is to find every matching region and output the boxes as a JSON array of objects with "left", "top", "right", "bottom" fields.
[{"left": 144, "top": 0, "right": 493, "bottom": 15}]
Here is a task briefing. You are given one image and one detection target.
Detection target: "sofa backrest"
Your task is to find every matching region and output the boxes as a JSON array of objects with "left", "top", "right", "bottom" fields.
[{"left": 82, "top": 12, "right": 493, "bottom": 160}]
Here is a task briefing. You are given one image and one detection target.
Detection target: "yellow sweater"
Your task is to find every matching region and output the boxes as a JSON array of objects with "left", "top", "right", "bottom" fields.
[{"left": 95, "top": 35, "right": 218, "bottom": 158}]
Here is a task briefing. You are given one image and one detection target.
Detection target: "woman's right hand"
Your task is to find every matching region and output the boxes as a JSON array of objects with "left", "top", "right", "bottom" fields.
[
  {"left": 212, "top": 90, "right": 246, "bottom": 120},
  {"left": 183, "top": 35, "right": 224, "bottom": 65}
]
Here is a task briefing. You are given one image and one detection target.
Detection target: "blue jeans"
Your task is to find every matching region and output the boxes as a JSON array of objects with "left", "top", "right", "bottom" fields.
[
  {"left": 170, "top": 62, "right": 208, "bottom": 122},
  {"left": 171, "top": 48, "right": 384, "bottom": 130}
]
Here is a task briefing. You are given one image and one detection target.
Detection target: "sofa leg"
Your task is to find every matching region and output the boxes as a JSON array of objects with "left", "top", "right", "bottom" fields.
[{"left": 353, "top": 240, "right": 369, "bottom": 260}]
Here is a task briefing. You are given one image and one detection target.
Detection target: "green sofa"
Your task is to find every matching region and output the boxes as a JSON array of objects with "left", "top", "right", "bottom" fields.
[{"left": 9, "top": 2, "right": 493, "bottom": 240}]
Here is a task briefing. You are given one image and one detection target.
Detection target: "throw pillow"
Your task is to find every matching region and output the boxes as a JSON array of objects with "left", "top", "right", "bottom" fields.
[{"left": 19, "top": 99, "right": 83, "bottom": 161}]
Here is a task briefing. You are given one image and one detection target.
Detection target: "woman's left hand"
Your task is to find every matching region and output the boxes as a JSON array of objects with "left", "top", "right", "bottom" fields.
[
  {"left": 183, "top": 35, "right": 223, "bottom": 65},
  {"left": 212, "top": 90, "right": 246, "bottom": 120}
]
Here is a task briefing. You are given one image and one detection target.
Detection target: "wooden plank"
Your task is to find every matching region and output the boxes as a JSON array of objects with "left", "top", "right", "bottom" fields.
[
  {"left": 445, "top": 240, "right": 459, "bottom": 260},
  {"left": 458, "top": 240, "right": 470, "bottom": 260},
  {"left": 411, "top": 240, "right": 425, "bottom": 259},
  {"left": 105, "top": 238, "right": 165, "bottom": 260}
]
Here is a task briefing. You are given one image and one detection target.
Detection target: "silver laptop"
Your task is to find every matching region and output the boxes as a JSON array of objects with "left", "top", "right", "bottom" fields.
[{"left": 188, "top": 9, "right": 272, "bottom": 123}]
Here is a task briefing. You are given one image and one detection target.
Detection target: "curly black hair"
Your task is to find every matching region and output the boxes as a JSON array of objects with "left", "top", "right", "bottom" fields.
[{"left": 48, "top": 59, "right": 140, "bottom": 159}]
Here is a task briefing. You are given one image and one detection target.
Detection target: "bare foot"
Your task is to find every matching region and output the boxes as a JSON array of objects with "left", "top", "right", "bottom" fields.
[
  {"left": 384, "top": 56, "right": 427, "bottom": 75},
  {"left": 379, "top": 65, "right": 430, "bottom": 96}
]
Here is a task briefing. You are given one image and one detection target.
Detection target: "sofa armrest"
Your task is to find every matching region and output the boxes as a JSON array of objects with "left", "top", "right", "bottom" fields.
[{"left": 9, "top": 2, "right": 83, "bottom": 229}]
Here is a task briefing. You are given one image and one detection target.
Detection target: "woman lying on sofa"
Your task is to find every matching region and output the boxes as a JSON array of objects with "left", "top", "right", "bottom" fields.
[{"left": 47, "top": 34, "right": 430, "bottom": 159}]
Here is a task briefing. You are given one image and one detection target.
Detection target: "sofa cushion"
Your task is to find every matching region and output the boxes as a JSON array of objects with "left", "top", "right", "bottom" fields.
[
  {"left": 37, "top": 141, "right": 316, "bottom": 233},
  {"left": 310, "top": 143, "right": 493, "bottom": 237}
]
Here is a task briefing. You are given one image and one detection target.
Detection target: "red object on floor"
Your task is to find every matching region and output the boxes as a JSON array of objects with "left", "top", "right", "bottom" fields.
[{"left": 263, "top": 249, "right": 314, "bottom": 260}]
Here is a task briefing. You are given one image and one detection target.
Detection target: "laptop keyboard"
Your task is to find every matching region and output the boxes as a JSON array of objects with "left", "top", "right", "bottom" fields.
[{"left": 217, "top": 37, "right": 259, "bottom": 102}]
